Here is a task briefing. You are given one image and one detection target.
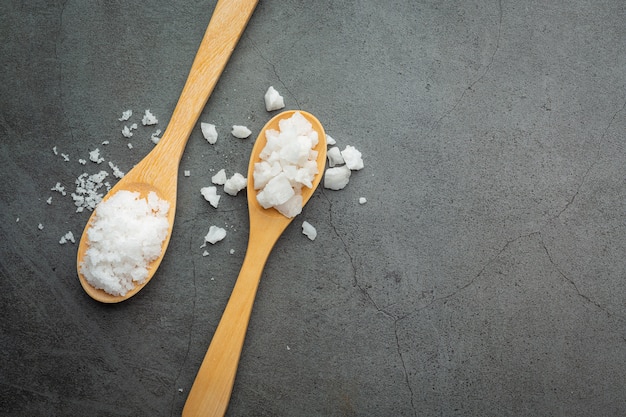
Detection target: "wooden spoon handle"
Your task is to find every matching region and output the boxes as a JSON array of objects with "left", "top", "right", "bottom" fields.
[
  {"left": 182, "top": 239, "right": 274, "bottom": 417},
  {"left": 156, "top": 0, "right": 258, "bottom": 162}
]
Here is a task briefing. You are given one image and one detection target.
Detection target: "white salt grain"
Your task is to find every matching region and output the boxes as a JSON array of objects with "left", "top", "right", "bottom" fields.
[
  {"left": 118, "top": 110, "right": 133, "bottom": 121},
  {"left": 108, "top": 161, "right": 125, "bottom": 179},
  {"left": 184, "top": 170, "right": 191, "bottom": 177},
  {"left": 224, "top": 173, "right": 247, "bottom": 196},
  {"left": 324, "top": 165, "right": 351, "bottom": 190},
  {"left": 200, "top": 186, "right": 220, "bottom": 208},
  {"left": 38, "top": 223, "right": 44, "bottom": 230},
  {"left": 61, "top": 153, "right": 70, "bottom": 162},
  {"left": 201, "top": 122, "right": 218, "bottom": 144},
  {"left": 151, "top": 129, "right": 162, "bottom": 144},
  {"left": 264, "top": 86, "right": 285, "bottom": 111},
  {"left": 204, "top": 225, "right": 226, "bottom": 244},
  {"left": 71, "top": 171, "right": 109, "bottom": 212},
  {"left": 78, "top": 159, "right": 87, "bottom": 165},
  {"left": 359, "top": 197, "right": 367, "bottom": 204},
  {"left": 127, "top": 143, "right": 133, "bottom": 149},
  {"left": 326, "top": 134, "right": 336, "bottom": 146},
  {"left": 80, "top": 190, "right": 170, "bottom": 296},
  {"left": 51, "top": 182, "right": 67, "bottom": 196},
  {"left": 202, "top": 250, "right": 209, "bottom": 257},
  {"left": 122, "top": 125, "right": 133, "bottom": 138},
  {"left": 52, "top": 146, "right": 58, "bottom": 155},
  {"left": 326, "top": 147, "right": 344, "bottom": 167},
  {"left": 142, "top": 109, "right": 158, "bottom": 125},
  {"left": 89, "top": 148, "right": 105, "bottom": 164},
  {"left": 341, "top": 145, "right": 364, "bottom": 170},
  {"left": 59, "top": 231, "right": 75, "bottom": 245},
  {"left": 302, "top": 221, "right": 317, "bottom": 240},
  {"left": 46, "top": 197, "right": 52, "bottom": 205},
  {"left": 211, "top": 169, "right": 227, "bottom": 185},
  {"left": 231, "top": 125, "right": 251, "bottom": 139}
]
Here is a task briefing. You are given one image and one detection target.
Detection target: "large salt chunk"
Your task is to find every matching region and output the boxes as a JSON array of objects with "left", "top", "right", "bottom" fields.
[
  {"left": 231, "top": 125, "right": 251, "bottom": 139},
  {"left": 256, "top": 173, "right": 294, "bottom": 208},
  {"left": 275, "top": 194, "right": 303, "bottom": 218},
  {"left": 264, "top": 86, "right": 285, "bottom": 111},
  {"left": 200, "top": 186, "right": 220, "bottom": 208},
  {"left": 341, "top": 145, "right": 364, "bottom": 170},
  {"left": 201, "top": 122, "right": 218, "bottom": 144},
  {"left": 224, "top": 173, "right": 247, "bottom": 196},
  {"left": 324, "top": 165, "right": 351, "bottom": 190},
  {"left": 211, "top": 169, "right": 227, "bottom": 185},
  {"left": 301, "top": 221, "right": 317, "bottom": 240},
  {"left": 142, "top": 109, "right": 158, "bottom": 125},
  {"left": 204, "top": 225, "right": 226, "bottom": 244},
  {"left": 327, "top": 146, "right": 344, "bottom": 167}
]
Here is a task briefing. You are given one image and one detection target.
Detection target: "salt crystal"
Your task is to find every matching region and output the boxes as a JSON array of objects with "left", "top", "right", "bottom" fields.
[
  {"left": 324, "top": 165, "right": 351, "bottom": 190},
  {"left": 302, "top": 221, "right": 317, "bottom": 240},
  {"left": 359, "top": 197, "right": 367, "bottom": 204},
  {"left": 264, "top": 86, "right": 285, "bottom": 111},
  {"left": 204, "top": 225, "right": 226, "bottom": 244},
  {"left": 142, "top": 109, "right": 158, "bottom": 125},
  {"left": 223, "top": 173, "right": 247, "bottom": 196},
  {"left": 231, "top": 125, "right": 251, "bottom": 139},
  {"left": 200, "top": 186, "right": 220, "bottom": 208},
  {"left": 118, "top": 110, "right": 132, "bottom": 121},
  {"left": 201, "top": 122, "right": 218, "bottom": 144},
  {"left": 341, "top": 145, "right": 364, "bottom": 170},
  {"left": 211, "top": 169, "right": 227, "bottom": 185}
]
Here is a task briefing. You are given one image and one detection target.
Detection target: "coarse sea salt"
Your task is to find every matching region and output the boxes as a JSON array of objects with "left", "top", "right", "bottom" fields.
[
  {"left": 231, "top": 125, "right": 251, "bottom": 139},
  {"left": 253, "top": 111, "right": 319, "bottom": 218},
  {"left": 264, "top": 86, "right": 285, "bottom": 111},
  {"left": 201, "top": 122, "right": 218, "bottom": 144},
  {"left": 302, "top": 221, "right": 317, "bottom": 240},
  {"left": 200, "top": 186, "right": 220, "bottom": 208},
  {"left": 80, "top": 190, "right": 170, "bottom": 296}
]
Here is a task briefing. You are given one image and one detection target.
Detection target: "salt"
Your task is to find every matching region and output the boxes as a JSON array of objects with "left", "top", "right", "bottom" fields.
[{"left": 80, "top": 190, "right": 170, "bottom": 296}]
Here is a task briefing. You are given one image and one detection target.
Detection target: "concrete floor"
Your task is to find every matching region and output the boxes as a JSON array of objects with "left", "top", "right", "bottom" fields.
[{"left": 1, "top": 0, "right": 625, "bottom": 416}]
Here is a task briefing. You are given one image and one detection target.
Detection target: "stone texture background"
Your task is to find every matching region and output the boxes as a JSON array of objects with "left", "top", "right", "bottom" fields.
[{"left": 1, "top": 0, "right": 625, "bottom": 416}]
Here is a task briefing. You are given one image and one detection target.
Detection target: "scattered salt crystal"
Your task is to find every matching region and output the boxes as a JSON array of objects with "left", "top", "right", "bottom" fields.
[
  {"left": 61, "top": 153, "right": 70, "bottom": 162},
  {"left": 108, "top": 161, "right": 125, "bottom": 179},
  {"left": 78, "top": 158, "right": 87, "bottom": 165},
  {"left": 118, "top": 110, "right": 132, "bottom": 121},
  {"left": 324, "top": 165, "right": 351, "bottom": 190},
  {"left": 184, "top": 170, "right": 191, "bottom": 177},
  {"left": 15, "top": 218, "right": 19, "bottom": 222},
  {"left": 80, "top": 190, "right": 170, "bottom": 296},
  {"left": 102, "top": 141, "right": 109, "bottom": 145},
  {"left": 71, "top": 171, "right": 109, "bottom": 212},
  {"left": 59, "top": 231, "right": 75, "bottom": 245},
  {"left": 38, "top": 223, "right": 44, "bottom": 230},
  {"left": 229, "top": 248, "right": 235, "bottom": 255},
  {"left": 89, "top": 148, "right": 105, "bottom": 164},
  {"left": 46, "top": 197, "right": 52, "bottom": 205},
  {"left": 302, "top": 221, "right": 317, "bottom": 240},
  {"left": 223, "top": 173, "right": 247, "bottom": 196},
  {"left": 200, "top": 186, "right": 221, "bottom": 208},
  {"left": 341, "top": 145, "right": 364, "bottom": 170},
  {"left": 127, "top": 143, "right": 133, "bottom": 149},
  {"left": 151, "top": 129, "right": 162, "bottom": 144},
  {"left": 204, "top": 225, "right": 226, "bottom": 244},
  {"left": 326, "top": 147, "right": 344, "bottom": 167},
  {"left": 142, "top": 109, "right": 158, "bottom": 126},
  {"left": 201, "top": 122, "right": 218, "bottom": 144},
  {"left": 326, "top": 134, "right": 336, "bottom": 146},
  {"left": 51, "top": 182, "right": 67, "bottom": 196},
  {"left": 52, "top": 146, "right": 58, "bottom": 155},
  {"left": 264, "top": 86, "right": 285, "bottom": 111},
  {"left": 202, "top": 250, "right": 209, "bottom": 257},
  {"left": 122, "top": 125, "right": 133, "bottom": 138},
  {"left": 231, "top": 125, "right": 251, "bottom": 139},
  {"left": 359, "top": 197, "right": 367, "bottom": 204},
  {"left": 211, "top": 169, "right": 227, "bottom": 185}
]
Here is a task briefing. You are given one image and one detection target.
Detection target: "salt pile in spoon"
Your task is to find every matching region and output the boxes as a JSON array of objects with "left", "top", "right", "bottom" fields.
[{"left": 79, "top": 190, "right": 170, "bottom": 296}]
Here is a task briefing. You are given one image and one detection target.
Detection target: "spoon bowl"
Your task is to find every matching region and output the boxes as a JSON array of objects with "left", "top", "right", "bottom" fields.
[
  {"left": 76, "top": 0, "right": 258, "bottom": 303},
  {"left": 182, "top": 110, "right": 326, "bottom": 417}
]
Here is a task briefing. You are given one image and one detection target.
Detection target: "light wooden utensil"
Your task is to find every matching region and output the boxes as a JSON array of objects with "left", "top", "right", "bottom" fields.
[
  {"left": 182, "top": 110, "right": 327, "bottom": 417},
  {"left": 76, "top": 0, "right": 258, "bottom": 303}
]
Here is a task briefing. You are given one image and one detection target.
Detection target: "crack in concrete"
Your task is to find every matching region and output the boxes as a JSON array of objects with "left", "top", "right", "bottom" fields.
[
  {"left": 423, "top": 0, "right": 503, "bottom": 140},
  {"left": 393, "top": 319, "right": 418, "bottom": 417},
  {"left": 244, "top": 33, "right": 302, "bottom": 110},
  {"left": 538, "top": 232, "right": 613, "bottom": 317},
  {"left": 553, "top": 97, "right": 626, "bottom": 220}
]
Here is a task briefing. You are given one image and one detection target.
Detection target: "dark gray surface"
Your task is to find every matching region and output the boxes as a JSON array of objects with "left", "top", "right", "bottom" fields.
[{"left": 2, "top": 0, "right": 626, "bottom": 416}]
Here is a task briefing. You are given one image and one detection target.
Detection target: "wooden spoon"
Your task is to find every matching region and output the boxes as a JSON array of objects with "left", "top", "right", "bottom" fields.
[
  {"left": 182, "top": 110, "right": 327, "bottom": 417},
  {"left": 76, "top": 0, "right": 258, "bottom": 303}
]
